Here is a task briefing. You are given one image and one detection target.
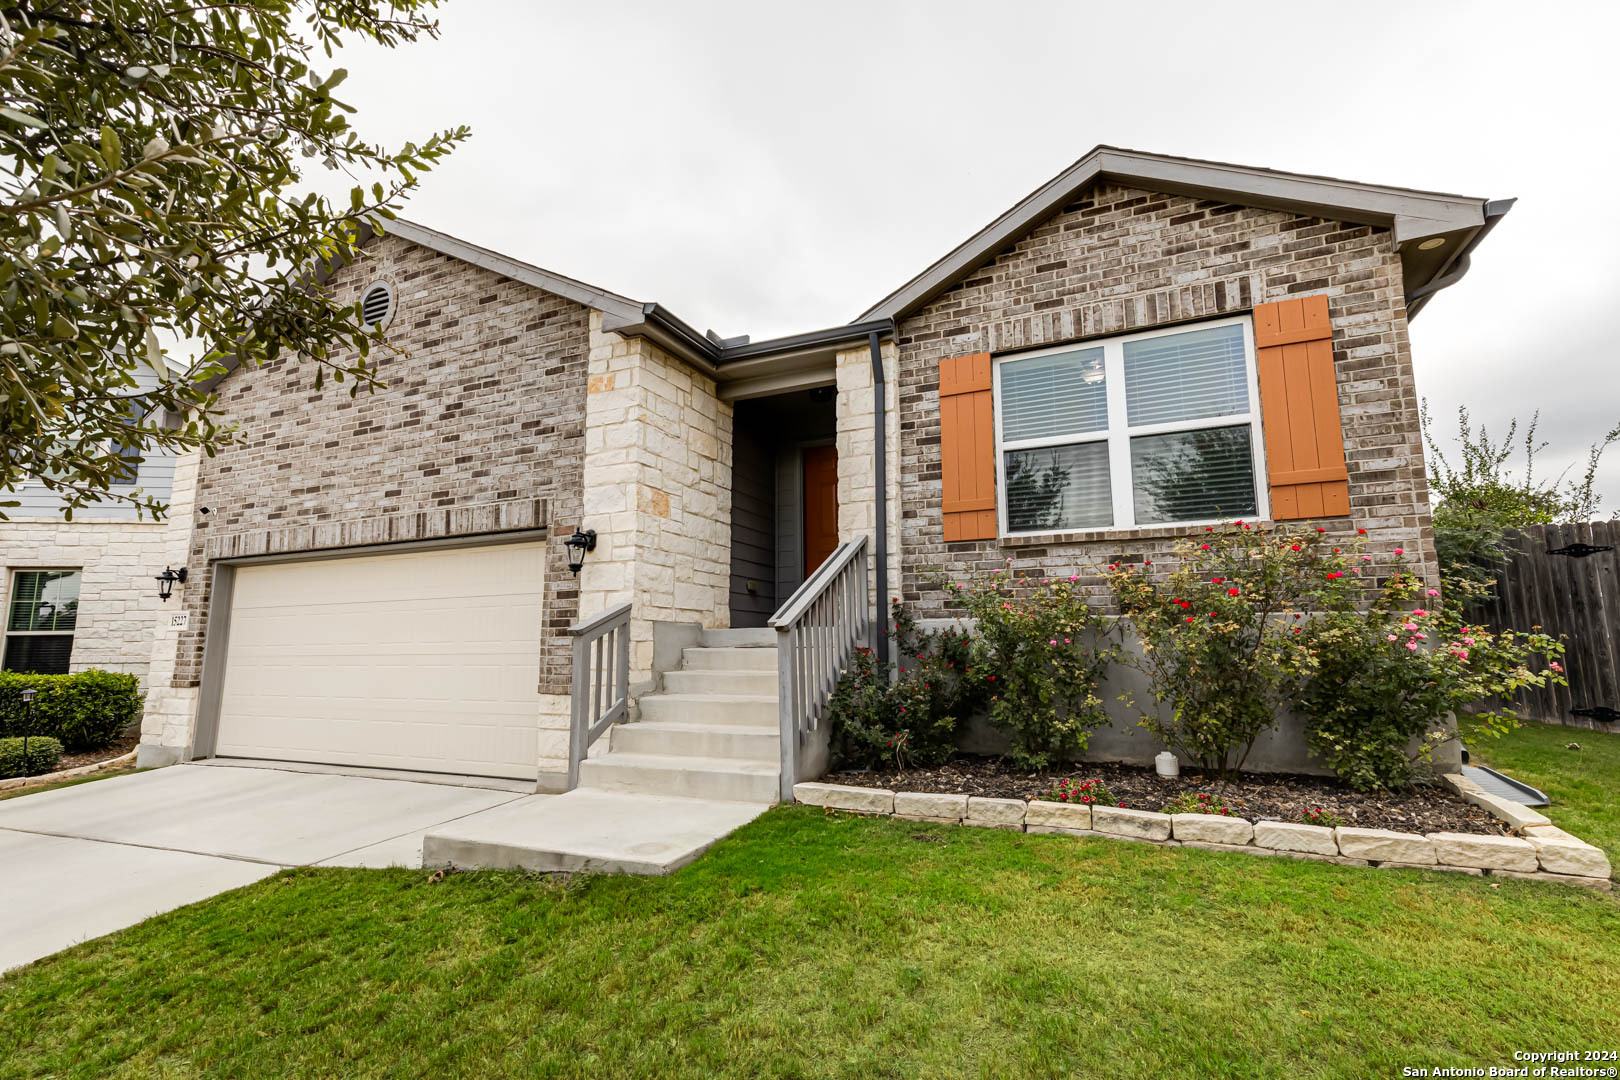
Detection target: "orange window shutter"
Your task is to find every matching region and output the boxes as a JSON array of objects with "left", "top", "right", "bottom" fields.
[
  {"left": 937, "top": 353, "right": 998, "bottom": 542},
  {"left": 1253, "top": 295, "right": 1351, "bottom": 520}
]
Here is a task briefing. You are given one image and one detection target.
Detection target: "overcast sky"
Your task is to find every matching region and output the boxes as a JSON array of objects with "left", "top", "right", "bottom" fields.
[{"left": 331, "top": 0, "right": 1620, "bottom": 513}]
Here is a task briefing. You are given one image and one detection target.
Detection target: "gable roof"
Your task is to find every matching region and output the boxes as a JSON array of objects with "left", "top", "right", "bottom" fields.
[
  {"left": 190, "top": 149, "right": 1508, "bottom": 396},
  {"left": 855, "top": 145, "right": 1510, "bottom": 323},
  {"left": 381, "top": 219, "right": 648, "bottom": 326}
]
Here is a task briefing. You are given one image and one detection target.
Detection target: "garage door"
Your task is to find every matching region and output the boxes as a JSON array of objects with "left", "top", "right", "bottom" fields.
[{"left": 212, "top": 541, "right": 545, "bottom": 780}]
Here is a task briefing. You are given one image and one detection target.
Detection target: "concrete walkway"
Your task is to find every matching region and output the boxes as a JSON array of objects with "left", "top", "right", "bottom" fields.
[{"left": 0, "top": 763, "right": 529, "bottom": 973}]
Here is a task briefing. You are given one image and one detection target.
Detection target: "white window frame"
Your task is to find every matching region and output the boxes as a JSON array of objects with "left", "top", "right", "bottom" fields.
[
  {"left": 992, "top": 314, "right": 1270, "bottom": 537},
  {"left": 3, "top": 567, "right": 81, "bottom": 673}
]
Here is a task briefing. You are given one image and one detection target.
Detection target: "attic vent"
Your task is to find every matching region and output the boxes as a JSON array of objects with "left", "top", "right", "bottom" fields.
[{"left": 360, "top": 280, "right": 395, "bottom": 329}]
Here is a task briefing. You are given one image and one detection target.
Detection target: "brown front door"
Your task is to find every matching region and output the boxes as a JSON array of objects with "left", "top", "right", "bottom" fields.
[{"left": 802, "top": 445, "right": 839, "bottom": 577}]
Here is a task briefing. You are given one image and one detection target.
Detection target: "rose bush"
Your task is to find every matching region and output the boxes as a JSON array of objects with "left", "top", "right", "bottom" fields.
[
  {"left": 1295, "top": 566, "right": 1565, "bottom": 791},
  {"left": 1105, "top": 521, "right": 1356, "bottom": 781},
  {"left": 940, "top": 564, "right": 1119, "bottom": 768},
  {"left": 825, "top": 601, "right": 982, "bottom": 770}
]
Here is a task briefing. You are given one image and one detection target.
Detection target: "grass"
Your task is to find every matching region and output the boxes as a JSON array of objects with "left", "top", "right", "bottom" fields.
[
  {"left": 2, "top": 807, "right": 1618, "bottom": 1079},
  {"left": 1472, "top": 721, "right": 1620, "bottom": 860},
  {"left": 0, "top": 764, "right": 139, "bottom": 802}
]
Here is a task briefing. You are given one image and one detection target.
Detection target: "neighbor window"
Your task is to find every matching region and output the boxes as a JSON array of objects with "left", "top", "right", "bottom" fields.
[
  {"left": 4, "top": 570, "right": 81, "bottom": 674},
  {"left": 994, "top": 316, "right": 1266, "bottom": 534}
]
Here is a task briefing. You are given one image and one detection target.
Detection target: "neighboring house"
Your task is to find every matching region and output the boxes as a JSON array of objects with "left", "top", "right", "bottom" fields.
[
  {"left": 0, "top": 359, "right": 192, "bottom": 683},
  {"left": 135, "top": 147, "right": 1509, "bottom": 809}
]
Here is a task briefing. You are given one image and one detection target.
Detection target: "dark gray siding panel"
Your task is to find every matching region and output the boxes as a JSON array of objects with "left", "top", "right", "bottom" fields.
[{"left": 729, "top": 424, "right": 776, "bottom": 627}]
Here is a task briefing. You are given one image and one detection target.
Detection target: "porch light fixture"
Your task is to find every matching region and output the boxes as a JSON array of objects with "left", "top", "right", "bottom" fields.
[
  {"left": 1417, "top": 237, "right": 1447, "bottom": 250},
  {"left": 564, "top": 529, "right": 597, "bottom": 576},
  {"left": 155, "top": 566, "right": 188, "bottom": 601}
]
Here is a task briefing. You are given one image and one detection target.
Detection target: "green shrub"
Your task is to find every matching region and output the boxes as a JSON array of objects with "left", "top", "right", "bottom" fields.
[
  {"left": 826, "top": 602, "right": 983, "bottom": 770},
  {"left": 1295, "top": 567, "right": 1565, "bottom": 791},
  {"left": 1161, "top": 791, "right": 1232, "bottom": 816},
  {"left": 1106, "top": 521, "right": 1354, "bottom": 781},
  {"left": 0, "top": 670, "right": 144, "bottom": 751},
  {"left": 939, "top": 565, "right": 1118, "bottom": 769},
  {"left": 0, "top": 735, "right": 64, "bottom": 779}
]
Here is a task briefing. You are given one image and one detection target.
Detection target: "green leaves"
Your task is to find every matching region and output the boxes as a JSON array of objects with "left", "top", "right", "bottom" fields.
[
  {"left": 0, "top": 0, "right": 464, "bottom": 519},
  {"left": 0, "top": 107, "right": 48, "bottom": 130}
]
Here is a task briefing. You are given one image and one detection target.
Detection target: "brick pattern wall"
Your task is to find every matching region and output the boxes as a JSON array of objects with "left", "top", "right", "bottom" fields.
[
  {"left": 897, "top": 182, "right": 1435, "bottom": 614},
  {"left": 162, "top": 233, "right": 591, "bottom": 696}
]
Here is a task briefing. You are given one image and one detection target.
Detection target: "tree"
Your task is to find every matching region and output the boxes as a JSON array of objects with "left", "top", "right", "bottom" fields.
[
  {"left": 1, "top": 1, "right": 468, "bottom": 519},
  {"left": 1422, "top": 400, "right": 1619, "bottom": 584}
]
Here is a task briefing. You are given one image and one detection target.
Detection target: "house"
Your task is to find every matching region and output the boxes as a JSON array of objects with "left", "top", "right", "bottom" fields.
[
  {"left": 134, "top": 148, "right": 1507, "bottom": 842},
  {"left": 0, "top": 359, "right": 193, "bottom": 684}
]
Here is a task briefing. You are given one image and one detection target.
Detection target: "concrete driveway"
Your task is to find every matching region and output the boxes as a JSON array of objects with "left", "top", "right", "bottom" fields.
[{"left": 0, "top": 763, "right": 531, "bottom": 973}]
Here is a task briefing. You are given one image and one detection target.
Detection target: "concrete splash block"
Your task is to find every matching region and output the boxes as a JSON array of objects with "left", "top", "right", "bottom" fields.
[{"left": 422, "top": 789, "right": 770, "bottom": 876}]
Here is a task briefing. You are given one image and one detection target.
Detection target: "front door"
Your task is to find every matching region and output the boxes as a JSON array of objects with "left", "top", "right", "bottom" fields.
[{"left": 802, "top": 445, "right": 839, "bottom": 577}]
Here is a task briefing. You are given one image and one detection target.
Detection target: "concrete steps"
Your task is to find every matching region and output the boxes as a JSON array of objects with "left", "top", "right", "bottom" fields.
[
  {"left": 421, "top": 637, "right": 784, "bottom": 876},
  {"left": 662, "top": 668, "right": 776, "bottom": 695},
  {"left": 680, "top": 646, "right": 777, "bottom": 671},
  {"left": 579, "top": 751, "right": 779, "bottom": 802},
  {"left": 699, "top": 627, "right": 777, "bottom": 648},
  {"left": 580, "top": 642, "right": 781, "bottom": 803},
  {"left": 609, "top": 720, "right": 777, "bottom": 761},
  {"left": 637, "top": 692, "right": 777, "bottom": 727}
]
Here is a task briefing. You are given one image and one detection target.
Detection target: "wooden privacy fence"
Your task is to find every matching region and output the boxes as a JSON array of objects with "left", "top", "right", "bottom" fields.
[{"left": 1474, "top": 522, "right": 1619, "bottom": 730}]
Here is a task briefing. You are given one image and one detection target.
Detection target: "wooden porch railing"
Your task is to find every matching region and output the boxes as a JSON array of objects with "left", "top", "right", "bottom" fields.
[
  {"left": 566, "top": 602, "right": 631, "bottom": 789},
  {"left": 768, "top": 536, "right": 870, "bottom": 801}
]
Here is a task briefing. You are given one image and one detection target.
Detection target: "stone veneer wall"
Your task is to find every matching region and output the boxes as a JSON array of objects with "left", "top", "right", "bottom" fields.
[
  {"left": 578, "top": 313, "right": 734, "bottom": 690},
  {"left": 139, "top": 450, "right": 201, "bottom": 763},
  {"left": 834, "top": 341, "right": 903, "bottom": 622},
  {"left": 896, "top": 182, "right": 1436, "bottom": 615},
  {"left": 146, "top": 234, "right": 592, "bottom": 780},
  {"left": 0, "top": 517, "right": 173, "bottom": 680}
]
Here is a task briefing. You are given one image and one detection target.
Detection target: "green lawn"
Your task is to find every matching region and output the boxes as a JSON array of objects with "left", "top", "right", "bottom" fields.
[
  {"left": 1472, "top": 721, "right": 1620, "bottom": 861},
  {"left": 3, "top": 807, "right": 1618, "bottom": 1079}
]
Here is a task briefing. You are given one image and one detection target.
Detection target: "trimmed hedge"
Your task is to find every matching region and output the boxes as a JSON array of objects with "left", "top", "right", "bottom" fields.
[
  {"left": 0, "top": 735, "right": 64, "bottom": 779},
  {"left": 0, "top": 670, "right": 143, "bottom": 751}
]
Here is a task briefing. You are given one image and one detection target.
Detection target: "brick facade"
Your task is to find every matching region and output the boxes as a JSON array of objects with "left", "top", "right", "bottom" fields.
[
  {"left": 159, "top": 233, "right": 591, "bottom": 700},
  {"left": 895, "top": 182, "right": 1436, "bottom": 615}
]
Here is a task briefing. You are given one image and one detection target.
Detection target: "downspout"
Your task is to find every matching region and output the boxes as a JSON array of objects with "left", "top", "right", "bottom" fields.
[
  {"left": 1404, "top": 198, "right": 1515, "bottom": 320},
  {"left": 869, "top": 328, "right": 891, "bottom": 665}
]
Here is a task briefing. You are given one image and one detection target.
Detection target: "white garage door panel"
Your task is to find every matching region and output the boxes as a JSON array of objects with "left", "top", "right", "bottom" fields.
[{"left": 214, "top": 542, "right": 545, "bottom": 779}]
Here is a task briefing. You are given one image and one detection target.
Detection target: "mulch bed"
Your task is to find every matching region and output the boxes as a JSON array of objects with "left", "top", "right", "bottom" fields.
[
  {"left": 824, "top": 756, "right": 1508, "bottom": 836},
  {"left": 54, "top": 730, "right": 139, "bottom": 772}
]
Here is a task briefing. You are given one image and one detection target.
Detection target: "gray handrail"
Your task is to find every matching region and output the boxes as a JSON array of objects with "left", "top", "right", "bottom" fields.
[
  {"left": 768, "top": 536, "right": 867, "bottom": 630},
  {"left": 770, "top": 536, "right": 870, "bottom": 801},
  {"left": 566, "top": 602, "right": 631, "bottom": 789}
]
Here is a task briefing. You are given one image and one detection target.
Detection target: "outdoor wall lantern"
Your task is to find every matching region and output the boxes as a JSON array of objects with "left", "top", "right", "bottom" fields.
[
  {"left": 155, "top": 566, "right": 188, "bottom": 601},
  {"left": 564, "top": 529, "right": 597, "bottom": 576}
]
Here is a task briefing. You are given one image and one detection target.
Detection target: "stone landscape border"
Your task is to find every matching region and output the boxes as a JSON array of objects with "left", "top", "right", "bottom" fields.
[
  {"left": 793, "top": 771, "right": 1612, "bottom": 890},
  {"left": 0, "top": 748, "right": 138, "bottom": 794}
]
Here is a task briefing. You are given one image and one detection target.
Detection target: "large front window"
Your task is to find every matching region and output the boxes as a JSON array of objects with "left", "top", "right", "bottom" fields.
[
  {"left": 994, "top": 317, "right": 1266, "bottom": 534},
  {"left": 4, "top": 570, "right": 81, "bottom": 674}
]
